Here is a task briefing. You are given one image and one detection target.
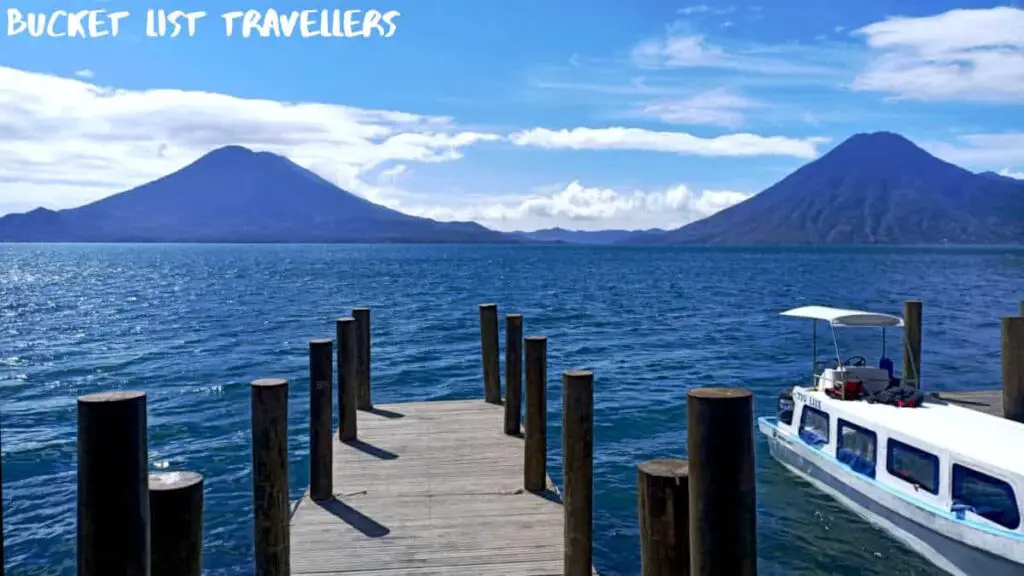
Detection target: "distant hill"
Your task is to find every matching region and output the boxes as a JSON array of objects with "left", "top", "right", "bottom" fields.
[
  {"left": 977, "top": 171, "right": 1023, "bottom": 185},
  {"left": 515, "top": 227, "right": 666, "bottom": 244},
  {"left": 630, "top": 132, "right": 1024, "bottom": 245},
  {"left": 0, "top": 146, "right": 514, "bottom": 243}
]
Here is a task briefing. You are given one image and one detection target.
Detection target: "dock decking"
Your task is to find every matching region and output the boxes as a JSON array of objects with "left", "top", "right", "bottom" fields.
[
  {"left": 931, "top": 389, "right": 1004, "bottom": 418},
  {"left": 290, "top": 400, "right": 573, "bottom": 575}
]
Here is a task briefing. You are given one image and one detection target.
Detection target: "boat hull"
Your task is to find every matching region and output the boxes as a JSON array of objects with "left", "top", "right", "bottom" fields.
[{"left": 759, "top": 417, "right": 1024, "bottom": 576}]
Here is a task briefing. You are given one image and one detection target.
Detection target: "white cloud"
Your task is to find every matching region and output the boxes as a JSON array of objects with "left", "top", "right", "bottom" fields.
[
  {"left": 0, "top": 66, "right": 499, "bottom": 215},
  {"left": 999, "top": 168, "right": 1024, "bottom": 180},
  {"left": 73, "top": 69, "right": 94, "bottom": 79},
  {"left": 922, "top": 133, "right": 1024, "bottom": 167},
  {"left": 630, "top": 32, "right": 841, "bottom": 76},
  {"left": 678, "top": 5, "right": 712, "bottom": 15},
  {"left": 852, "top": 7, "right": 1024, "bottom": 102},
  {"left": 636, "top": 89, "right": 759, "bottom": 128},
  {"left": 406, "top": 180, "right": 753, "bottom": 231},
  {"left": 632, "top": 35, "right": 724, "bottom": 68},
  {"left": 378, "top": 164, "right": 407, "bottom": 181},
  {"left": 509, "top": 127, "right": 827, "bottom": 158}
]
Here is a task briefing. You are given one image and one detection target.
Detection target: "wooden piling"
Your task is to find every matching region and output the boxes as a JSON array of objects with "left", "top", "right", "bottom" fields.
[
  {"left": 353, "top": 307, "right": 372, "bottom": 411},
  {"left": 902, "top": 300, "right": 922, "bottom": 388},
  {"left": 1, "top": 414, "right": 4, "bottom": 576},
  {"left": 77, "top": 390, "right": 149, "bottom": 576},
  {"left": 251, "top": 378, "right": 289, "bottom": 576},
  {"left": 150, "top": 471, "right": 203, "bottom": 576},
  {"left": 504, "top": 314, "right": 524, "bottom": 435},
  {"left": 479, "top": 304, "right": 501, "bottom": 404},
  {"left": 638, "top": 459, "right": 690, "bottom": 576},
  {"left": 563, "top": 370, "right": 594, "bottom": 576},
  {"left": 524, "top": 336, "right": 548, "bottom": 493},
  {"left": 309, "top": 338, "right": 333, "bottom": 500},
  {"left": 1020, "top": 300, "right": 1023, "bottom": 316},
  {"left": 1002, "top": 317, "right": 1024, "bottom": 423},
  {"left": 337, "top": 318, "right": 358, "bottom": 441},
  {"left": 687, "top": 388, "right": 756, "bottom": 576}
]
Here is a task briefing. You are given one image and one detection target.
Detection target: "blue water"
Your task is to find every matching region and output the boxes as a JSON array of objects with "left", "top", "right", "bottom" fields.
[{"left": 1, "top": 244, "right": 1022, "bottom": 575}]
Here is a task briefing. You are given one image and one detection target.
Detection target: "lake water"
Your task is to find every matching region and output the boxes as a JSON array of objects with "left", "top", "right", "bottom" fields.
[{"left": 1, "top": 243, "right": 1022, "bottom": 575}]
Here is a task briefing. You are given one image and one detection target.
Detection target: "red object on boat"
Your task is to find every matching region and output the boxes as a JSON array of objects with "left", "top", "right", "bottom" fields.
[{"left": 843, "top": 379, "right": 862, "bottom": 399}]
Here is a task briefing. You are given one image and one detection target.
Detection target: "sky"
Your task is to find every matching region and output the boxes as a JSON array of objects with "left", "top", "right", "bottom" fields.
[{"left": 0, "top": 0, "right": 1022, "bottom": 231}]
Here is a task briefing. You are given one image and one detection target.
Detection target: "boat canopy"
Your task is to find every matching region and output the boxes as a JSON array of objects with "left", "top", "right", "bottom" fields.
[{"left": 780, "top": 305, "right": 904, "bottom": 328}]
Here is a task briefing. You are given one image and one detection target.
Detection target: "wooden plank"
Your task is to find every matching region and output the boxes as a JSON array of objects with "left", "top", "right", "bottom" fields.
[
  {"left": 930, "top": 389, "right": 1004, "bottom": 418},
  {"left": 290, "top": 400, "right": 590, "bottom": 575}
]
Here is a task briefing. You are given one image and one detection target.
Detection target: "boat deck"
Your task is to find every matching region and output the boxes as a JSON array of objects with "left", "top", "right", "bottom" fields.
[{"left": 290, "top": 399, "right": 583, "bottom": 575}]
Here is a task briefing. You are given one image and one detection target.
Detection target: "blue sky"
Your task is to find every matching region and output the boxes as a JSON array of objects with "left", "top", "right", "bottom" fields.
[{"left": 1, "top": 0, "right": 1022, "bottom": 230}]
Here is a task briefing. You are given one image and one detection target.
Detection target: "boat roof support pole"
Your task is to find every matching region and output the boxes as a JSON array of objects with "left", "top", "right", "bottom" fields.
[
  {"left": 812, "top": 320, "right": 817, "bottom": 386},
  {"left": 830, "top": 323, "right": 842, "bottom": 368}
]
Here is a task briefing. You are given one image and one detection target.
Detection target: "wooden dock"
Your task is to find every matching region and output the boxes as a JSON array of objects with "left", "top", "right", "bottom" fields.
[
  {"left": 43, "top": 302, "right": 770, "bottom": 576},
  {"left": 930, "top": 389, "right": 1004, "bottom": 417},
  {"left": 290, "top": 400, "right": 571, "bottom": 575}
]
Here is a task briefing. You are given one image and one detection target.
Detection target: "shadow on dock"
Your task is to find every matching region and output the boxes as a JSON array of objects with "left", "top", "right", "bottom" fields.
[
  {"left": 315, "top": 496, "right": 390, "bottom": 538},
  {"left": 367, "top": 407, "right": 404, "bottom": 419},
  {"left": 342, "top": 439, "right": 398, "bottom": 460}
]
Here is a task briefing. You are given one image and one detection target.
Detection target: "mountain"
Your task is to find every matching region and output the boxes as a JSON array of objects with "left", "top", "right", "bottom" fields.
[
  {"left": 978, "top": 171, "right": 1023, "bottom": 185},
  {"left": 0, "top": 146, "right": 514, "bottom": 243},
  {"left": 633, "top": 132, "right": 1024, "bottom": 245},
  {"left": 515, "top": 227, "right": 666, "bottom": 244}
]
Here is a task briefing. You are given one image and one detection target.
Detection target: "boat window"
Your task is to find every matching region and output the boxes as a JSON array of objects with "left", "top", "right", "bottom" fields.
[
  {"left": 837, "top": 420, "right": 876, "bottom": 478},
  {"left": 799, "top": 406, "right": 829, "bottom": 448},
  {"left": 952, "top": 464, "right": 1020, "bottom": 530},
  {"left": 886, "top": 439, "right": 939, "bottom": 495}
]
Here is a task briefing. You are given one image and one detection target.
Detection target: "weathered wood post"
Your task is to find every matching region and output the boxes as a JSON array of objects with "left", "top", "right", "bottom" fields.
[
  {"left": 309, "top": 338, "right": 333, "bottom": 500},
  {"left": 504, "top": 314, "right": 524, "bottom": 435},
  {"left": 524, "top": 336, "right": 547, "bottom": 493},
  {"left": 479, "top": 304, "right": 501, "bottom": 404},
  {"left": 638, "top": 459, "right": 690, "bottom": 576},
  {"left": 77, "top": 390, "right": 149, "bottom": 576},
  {"left": 563, "top": 370, "right": 594, "bottom": 576},
  {"left": 1020, "top": 300, "right": 1024, "bottom": 316},
  {"left": 1, "top": 414, "right": 4, "bottom": 576},
  {"left": 687, "top": 388, "right": 756, "bottom": 576},
  {"left": 1002, "top": 317, "right": 1024, "bottom": 423},
  {"left": 353, "top": 307, "right": 372, "bottom": 410},
  {"left": 337, "top": 317, "right": 358, "bottom": 441},
  {"left": 251, "top": 378, "right": 289, "bottom": 576},
  {"left": 902, "top": 300, "right": 923, "bottom": 388},
  {"left": 150, "top": 471, "right": 204, "bottom": 576}
]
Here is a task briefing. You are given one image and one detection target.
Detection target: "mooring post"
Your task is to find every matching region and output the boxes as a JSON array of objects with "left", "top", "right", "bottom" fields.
[
  {"left": 251, "top": 378, "right": 289, "bottom": 576},
  {"left": 337, "top": 317, "right": 358, "bottom": 441},
  {"left": 352, "top": 307, "right": 372, "bottom": 410},
  {"left": 563, "top": 370, "right": 594, "bottom": 576},
  {"left": 1002, "top": 317, "right": 1024, "bottom": 423},
  {"left": 1, "top": 414, "right": 4, "bottom": 576},
  {"left": 77, "top": 391, "right": 149, "bottom": 576},
  {"left": 902, "top": 300, "right": 923, "bottom": 388},
  {"left": 1019, "top": 300, "right": 1023, "bottom": 316},
  {"left": 687, "top": 388, "right": 756, "bottom": 576},
  {"left": 309, "top": 338, "right": 333, "bottom": 500},
  {"left": 479, "top": 304, "right": 501, "bottom": 404},
  {"left": 150, "top": 471, "right": 203, "bottom": 576},
  {"left": 639, "top": 459, "right": 690, "bottom": 576},
  {"left": 504, "top": 314, "right": 524, "bottom": 435},
  {"left": 524, "top": 336, "right": 548, "bottom": 493}
]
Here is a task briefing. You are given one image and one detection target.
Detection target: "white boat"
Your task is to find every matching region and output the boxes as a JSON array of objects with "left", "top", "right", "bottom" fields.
[{"left": 759, "top": 305, "right": 1024, "bottom": 576}]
